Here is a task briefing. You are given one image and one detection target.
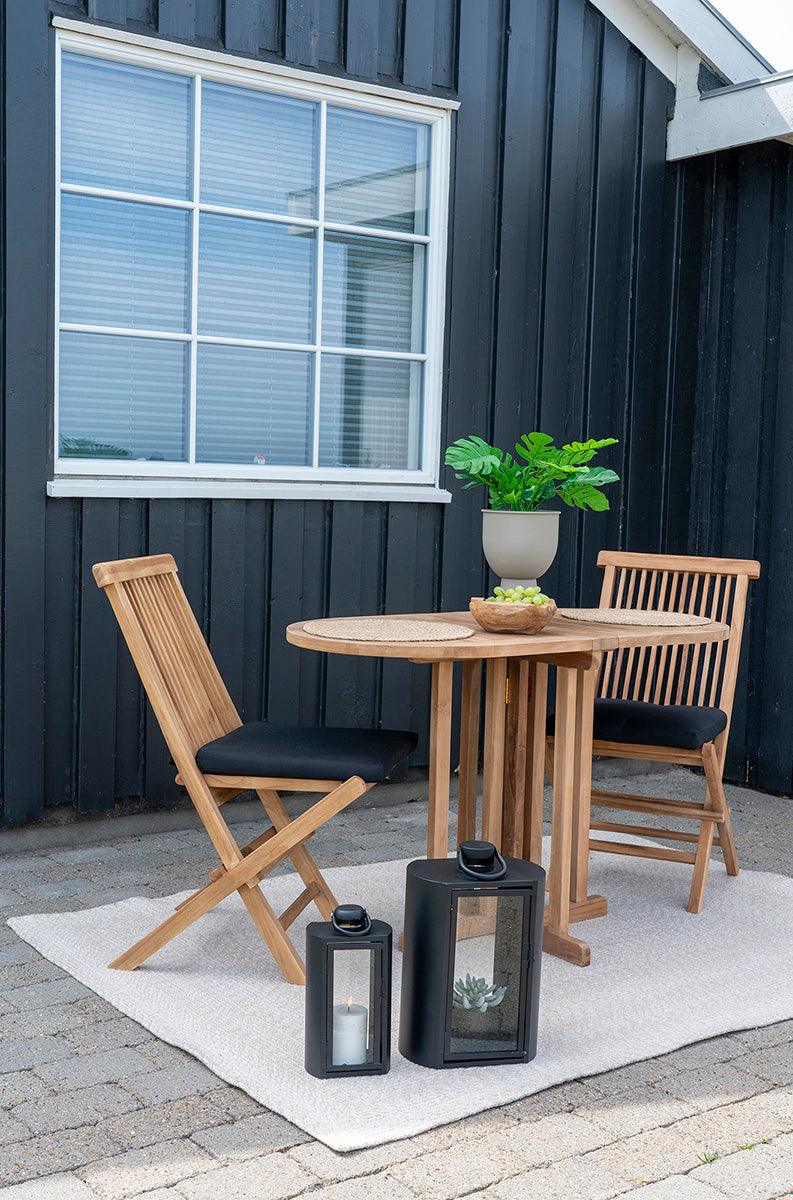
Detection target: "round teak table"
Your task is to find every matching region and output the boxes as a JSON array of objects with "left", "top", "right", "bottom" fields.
[{"left": 286, "top": 611, "right": 728, "bottom": 966}]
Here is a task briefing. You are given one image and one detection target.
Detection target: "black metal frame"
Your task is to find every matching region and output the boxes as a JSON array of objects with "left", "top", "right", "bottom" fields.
[{"left": 304, "top": 914, "right": 392, "bottom": 1079}]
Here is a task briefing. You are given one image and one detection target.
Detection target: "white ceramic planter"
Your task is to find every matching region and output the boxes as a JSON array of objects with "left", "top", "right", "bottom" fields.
[{"left": 481, "top": 509, "right": 560, "bottom": 588}]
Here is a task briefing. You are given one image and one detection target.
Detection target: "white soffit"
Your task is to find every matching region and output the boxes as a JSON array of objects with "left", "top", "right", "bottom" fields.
[
  {"left": 668, "top": 70, "right": 793, "bottom": 159},
  {"left": 589, "top": 0, "right": 772, "bottom": 85}
]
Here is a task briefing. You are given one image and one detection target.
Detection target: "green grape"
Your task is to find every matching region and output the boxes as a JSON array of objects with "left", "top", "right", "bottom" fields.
[
  {"left": 527, "top": 586, "right": 541, "bottom": 596},
  {"left": 531, "top": 595, "right": 544, "bottom": 605},
  {"left": 494, "top": 586, "right": 505, "bottom": 597}
]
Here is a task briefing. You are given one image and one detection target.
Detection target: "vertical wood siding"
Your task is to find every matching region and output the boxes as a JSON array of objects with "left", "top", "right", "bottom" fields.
[
  {"left": 669, "top": 143, "right": 793, "bottom": 793},
  {"left": 13, "top": 0, "right": 772, "bottom": 825}
]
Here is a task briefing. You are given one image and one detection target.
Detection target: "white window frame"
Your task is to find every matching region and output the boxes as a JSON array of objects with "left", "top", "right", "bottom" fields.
[{"left": 49, "top": 21, "right": 456, "bottom": 503}]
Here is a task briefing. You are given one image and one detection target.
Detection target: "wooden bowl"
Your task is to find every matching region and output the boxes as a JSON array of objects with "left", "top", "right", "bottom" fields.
[{"left": 469, "top": 596, "right": 557, "bottom": 635}]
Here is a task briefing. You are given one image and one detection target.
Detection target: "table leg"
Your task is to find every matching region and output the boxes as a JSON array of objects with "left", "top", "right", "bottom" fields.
[
  {"left": 482, "top": 658, "right": 508, "bottom": 849},
  {"left": 503, "top": 658, "right": 530, "bottom": 857},
  {"left": 523, "top": 661, "right": 548, "bottom": 865},
  {"left": 570, "top": 660, "right": 606, "bottom": 921},
  {"left": 543, "top": 666, "right": 591, "bottom": 966},
  {"left": 457, "top": 659, "right": 482, "bottom": 845},
  {"left": 427, "top": 659, "right": 454, "bottom": 859}
]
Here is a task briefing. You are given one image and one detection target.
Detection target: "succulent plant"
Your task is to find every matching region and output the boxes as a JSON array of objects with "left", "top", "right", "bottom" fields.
[{"left": 452, "top": 974, "right": 507, "bottom": 1013}]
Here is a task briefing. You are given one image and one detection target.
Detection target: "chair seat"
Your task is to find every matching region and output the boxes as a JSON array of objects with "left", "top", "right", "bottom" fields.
[
  {"left": 196, "top": 722, "right": 418, "bottom": 783},
  {"left": 547, "top": 698, "right": 728, "bottom": 751}
]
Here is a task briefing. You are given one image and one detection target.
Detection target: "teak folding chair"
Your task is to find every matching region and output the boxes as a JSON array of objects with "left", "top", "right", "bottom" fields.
[
  {"left": 93, "top": 554, "right": 416, "bottom": 984},
  {"left": 547, "top": 551, "right": 760, "bottom": 912}
]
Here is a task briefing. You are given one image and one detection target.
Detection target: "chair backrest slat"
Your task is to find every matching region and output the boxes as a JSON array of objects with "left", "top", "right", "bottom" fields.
[
  {"left": 596, "top": 551, "right": 759, "bottom": 722},
  {"left": 94, "top": 555, "right": 242, "bottom": 773}
]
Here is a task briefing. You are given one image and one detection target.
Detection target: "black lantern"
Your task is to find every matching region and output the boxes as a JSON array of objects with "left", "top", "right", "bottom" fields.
[
  {"left": 305, "top": 904, "right": 392, "bottom": 1078},
  {"left": 399, "top": 841, "right": 545, "bottom": 1069}
]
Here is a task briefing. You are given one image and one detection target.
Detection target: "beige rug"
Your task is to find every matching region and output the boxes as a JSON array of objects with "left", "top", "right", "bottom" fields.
[{"left": 9, "top": 842, "right": 793, "bottom": 1151}]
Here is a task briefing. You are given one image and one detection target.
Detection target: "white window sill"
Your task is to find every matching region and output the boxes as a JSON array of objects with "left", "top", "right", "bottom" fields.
[{"left": 47, "top": 478, "right": 452, "bottom": 503}]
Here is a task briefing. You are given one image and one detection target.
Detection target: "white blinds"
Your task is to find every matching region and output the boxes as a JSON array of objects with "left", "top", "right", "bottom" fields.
[{"left": 57, "top": 50, "right": 433, "bottom": 476}]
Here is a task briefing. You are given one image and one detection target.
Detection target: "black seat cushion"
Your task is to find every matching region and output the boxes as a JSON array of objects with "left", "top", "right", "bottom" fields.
[
  {"left": 196, "top": 722, "right": 418, "bottom": 783},
  {"left": 546, "top": 698, "right": 728, "bottom": 751}
]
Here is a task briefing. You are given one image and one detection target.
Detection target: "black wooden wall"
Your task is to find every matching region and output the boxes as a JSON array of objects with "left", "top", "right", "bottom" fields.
[
  {"left": 2, "top": 0, "right": 721, "bottom": 825},
  {"left": 666, "top": 143, "right": 793, "bottom": 793}
]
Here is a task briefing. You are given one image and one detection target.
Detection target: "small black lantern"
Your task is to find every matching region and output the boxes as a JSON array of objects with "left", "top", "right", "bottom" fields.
[
  {"left": 399, "top": 841, "right": 545, "bottom": 1069},
  {"left": 305, "top": 904, "right": 392, "bottom": 1078}
]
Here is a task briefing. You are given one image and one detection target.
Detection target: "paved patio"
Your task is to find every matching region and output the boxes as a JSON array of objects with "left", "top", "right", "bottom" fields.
[{"left": 0, "top": 768, "right": 791, "bottom": 1200}]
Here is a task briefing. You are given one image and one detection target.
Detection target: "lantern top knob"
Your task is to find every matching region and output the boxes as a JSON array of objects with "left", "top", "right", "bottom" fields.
[{"left": 331, "top": 904, "right": 373, "bottom": 936}]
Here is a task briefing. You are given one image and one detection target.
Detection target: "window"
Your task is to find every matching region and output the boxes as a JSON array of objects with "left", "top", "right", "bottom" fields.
[{"left": 52, "top": 29, "right": 453, "bottom": 500}]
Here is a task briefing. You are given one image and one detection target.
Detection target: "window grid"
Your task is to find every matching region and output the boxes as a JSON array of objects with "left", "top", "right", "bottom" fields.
[{"left": 54, "top": 36, "right": 448, "bottom": 485}]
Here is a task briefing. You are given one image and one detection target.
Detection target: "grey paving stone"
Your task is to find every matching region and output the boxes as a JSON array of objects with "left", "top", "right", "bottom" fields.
[
  {"left": 735, "top": 1044, "right": 793, "bottom": 1087},
  {"left": 174, "top": 1154, "right": 315, "bottom": 1200},
  {"left": 0, "top": 1035, "right": 72, "bottom": 1073},
  {"left": 0, "top": 1174, "right": 98, "bottom": 1199},
  {"left": 34, "top": 1047, "right": 154, "bottom": 1089},
  {"left": 662, "top": 1063, "right": 768, "bottom": 1111},
  {"left": 202, "top": 1087, "right": 263, "bottom": 1122},
  {"left": 305, "top": 1176, "right": 415, "bottom": 1200},
  {"left": 101, "top": 1095, "right": 230, "bottom": 1151},
  {"left": 0, "top": 1071, "right": 51, "bottom": 1109},
  {"left": 48, "top": 847, "right": 124, "bottom": 865},
  {"left": 0, "top": 895, "right": 22, "bottom": 910},
  {"left": 123, "top": 1062, "right": 222, "bottom": 1105},
  {"left": 732, "top": 1021, "right": 793, "bottom": 1052},
  {"left": 578, "top": 1084, "right": 697, "bottom": 1140},
  {"left": 691, "top": 1130, "right": 793, "bottom": 1197},
  {"left": 191, "top": 1113, "right": 308, "bottom": 1161},
  {"left": 0, "top": 1112, "right": 30, "bottom": 1148},
  {"left": 77, "top": 1139, "right": 223, "bottom": 1198},
  {"left": 22, "top": 880, "right": 99, "bottom": 901},
  {"left": 507, "top": 1079, "right": 606, "bottom": 1123},
  {"left": 62, "top": 1016, "right": 151, "bottom": 1056},
  {"left": 485, "top": 1144, "right": 635, "bottom": 1199},
  {"left": 0, "top": 1002, "right": 97, "bottom": 1041},
  {"left": 0, "top": 1123, "right": 125, "bottom": 1187},
  {"left": 619, "top": 1180, "right": 724, "bottom": 1199},
  {"left": 0, "top": 962, "right": 64, "bottom": 990},
  {"left": 14, "top": 1083, "right": 141, "bottom": 1135},
  {"left": 7, "top": 980, "right": 90, "bottom": 1012},
  {"left": 0, "top": 945, "right": 37, "bottom": 968}
]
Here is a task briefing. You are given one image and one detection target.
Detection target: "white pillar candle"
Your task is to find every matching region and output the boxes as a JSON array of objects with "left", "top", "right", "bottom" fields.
[{"left": 332, "top": 1000, "right": 368, "bottom": 1065}]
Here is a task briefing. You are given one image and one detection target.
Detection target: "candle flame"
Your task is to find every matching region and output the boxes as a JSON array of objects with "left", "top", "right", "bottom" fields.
[{"left": 346, "top": 995, "right": 353, "bottom": 1011}]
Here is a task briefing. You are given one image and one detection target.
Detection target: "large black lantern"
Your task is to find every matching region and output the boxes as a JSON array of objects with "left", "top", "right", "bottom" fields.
[
  {"left": 399, "top": 841, "right": 545, "bottom": 1069},
  {"left": 305, "top": 904, "right": 392, "bottom": 1078}
]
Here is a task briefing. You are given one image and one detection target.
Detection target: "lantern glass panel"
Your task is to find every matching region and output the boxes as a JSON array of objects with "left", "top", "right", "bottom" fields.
[
  {"left": 448, "top": 893, "right": 525, "bottom": 1057},
  {"left": 331, "top": 947, "right": 375, "bottom": 1067}
]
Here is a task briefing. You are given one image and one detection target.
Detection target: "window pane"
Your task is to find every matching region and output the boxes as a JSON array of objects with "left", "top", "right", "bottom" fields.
[
  {"left": 196, "top": 344, "right": 312, "bottom": 465},
  {"left": 325, "top": 108, "right": 430, "bottom": 234},
  {"left": 59, "top": 333, "right": 187, "bottom": 461},
  {"left": 198, "top": 215, "right": 315, "bottom": 343},
  {"left": 322, "top": 234, "right": 424, "bottom": 353},
  {"left": 201, "top": 81, "right": 318, "bottom": 217},
  {"left": 61, "top": 53, "right": 191, "bottom": 199},
  {"left": 60, "top": 194, "right": 191, "bottom": 332},
  {"left": 319, "top": 356, "right": 422, "bottom": 470}
]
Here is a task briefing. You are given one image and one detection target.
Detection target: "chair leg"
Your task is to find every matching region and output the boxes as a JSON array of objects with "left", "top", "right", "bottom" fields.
[
  {"left": 256, "top": 788, "right": 337, "bottom": 920},
  {"left": 240, "top": 885, "right": 306, "bottom": 984},
  {"left": 544, "top": 736, "right": 555, "bottom": 786},
  {"left": 109, "top": 775, "right": 366, "bottom": 976},
  {"left": 688, "top": 744, "right": 724, "bottom": 913},
  {"left": 702, "top": 741, "right": 740, "bottom": 877}
]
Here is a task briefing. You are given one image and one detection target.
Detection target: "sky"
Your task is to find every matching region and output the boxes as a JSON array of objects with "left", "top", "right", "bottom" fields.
[{"left": 713, "top": 0, "right": 793, "bottom": 71}]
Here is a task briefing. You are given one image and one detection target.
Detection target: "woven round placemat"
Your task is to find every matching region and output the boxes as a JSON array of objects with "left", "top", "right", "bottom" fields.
[
  {"left": 302, "top": 617, "right": 476, "bottom": 642},
  {"left": 558, "top": 607, "right": 712, "bottom": 627}
]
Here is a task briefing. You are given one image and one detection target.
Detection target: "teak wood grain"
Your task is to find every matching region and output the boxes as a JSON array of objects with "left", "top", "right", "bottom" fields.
[
  {"left": 547, "top": 550, "right": 759, "bottom": 914},
  {"left": 289, "top": 602, "right": 729, "bottom": 966},
  {"left": 93, "top": 554, "right": 374, "bottom": 984}
]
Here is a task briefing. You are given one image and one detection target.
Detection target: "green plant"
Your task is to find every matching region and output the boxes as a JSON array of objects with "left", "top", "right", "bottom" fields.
[
  {"left": 697, "top": 1151, "right": 718, "bottom": 1165},
  {"left": 452, "top": 974, "right": 507, "bottom": 1013},
  {"left": 444, "top": 432, "right": 619, "bottom": 512},
  {"left": 61, "top": 436, "right": 132, "bottom": 459}
]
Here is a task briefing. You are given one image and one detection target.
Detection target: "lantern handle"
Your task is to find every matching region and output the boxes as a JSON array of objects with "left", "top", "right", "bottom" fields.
[
  {"left": 457, "top": 841, "right": 508, "bottom": 880},
  {"left": 331, "top": 904, "right": 373, "bottom": 937}
]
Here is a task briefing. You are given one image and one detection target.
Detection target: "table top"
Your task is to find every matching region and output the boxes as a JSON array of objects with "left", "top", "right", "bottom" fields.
[{"left": 286, "top": 610, "right": 729, "bottom": 662}]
